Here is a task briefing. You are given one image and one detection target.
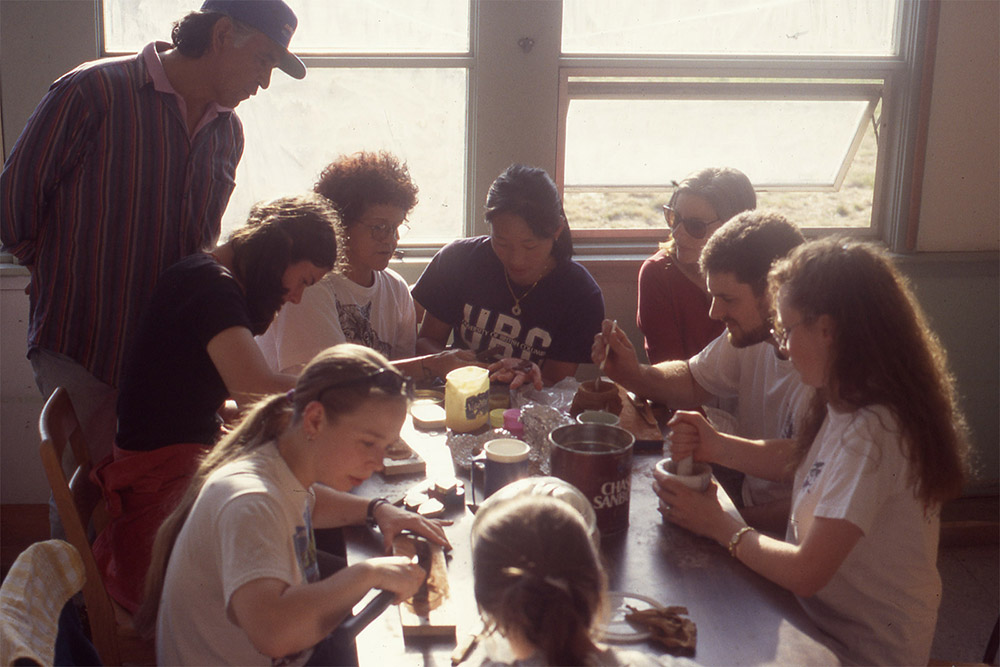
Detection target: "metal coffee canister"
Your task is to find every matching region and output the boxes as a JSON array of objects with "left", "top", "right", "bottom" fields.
[{"left": 548, "top": 423, "right": 634, "bottom": 536}]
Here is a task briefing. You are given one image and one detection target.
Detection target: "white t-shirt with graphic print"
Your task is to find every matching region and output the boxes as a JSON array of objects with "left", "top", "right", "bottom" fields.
[
  {"left": 258, "top": 268, "right": 416, "bottom": 373},
  {"left": 791, "top": 404, "right": 941, "bottom": 666},
  {"left": 157, "top": 443, "right": 318, "bottom": 666}
]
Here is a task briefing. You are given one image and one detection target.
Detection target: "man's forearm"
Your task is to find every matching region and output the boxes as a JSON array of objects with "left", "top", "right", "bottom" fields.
[{"left": 629, "top": 361, "right": 709, "bottom": 409}]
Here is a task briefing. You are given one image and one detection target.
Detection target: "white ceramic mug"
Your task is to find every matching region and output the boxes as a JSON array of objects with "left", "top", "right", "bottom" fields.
[{"left": 472, "top": 438, "right": 531, "bottom": 501}]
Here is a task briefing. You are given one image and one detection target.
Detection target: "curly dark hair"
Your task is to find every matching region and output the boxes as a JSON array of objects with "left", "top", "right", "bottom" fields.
[
  {"left": 700, "top": 209, "right": 805, "bottom": 296},
  {"left": 769, "top": 238, "right": 969, "bottom": 504},
  {"left": 313, "top": 151, "right": 419, "bottom": 228}
]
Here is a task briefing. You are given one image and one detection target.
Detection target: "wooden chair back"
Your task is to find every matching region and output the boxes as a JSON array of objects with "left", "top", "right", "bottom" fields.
[{"left": 39, "top": 387, "right": 154, "bottom": 666}]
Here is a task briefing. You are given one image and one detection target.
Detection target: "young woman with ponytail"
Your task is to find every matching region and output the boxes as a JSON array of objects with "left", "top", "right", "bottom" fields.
[{"left": 138, "top": 344, "right": 450, "bottom": 665}]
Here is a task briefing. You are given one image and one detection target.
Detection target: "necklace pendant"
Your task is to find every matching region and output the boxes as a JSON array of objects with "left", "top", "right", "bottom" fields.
[{"left": 512, "top": 304, "right": 522, "bottom": 316}]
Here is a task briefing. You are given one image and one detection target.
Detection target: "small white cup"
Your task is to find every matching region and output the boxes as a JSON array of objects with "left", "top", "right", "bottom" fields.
[
  {"left": 653, "top": 458, "right": 712, "bottom": 492},
  {"left": 576, "top": 410, "right": 620, "bottom": 426}
]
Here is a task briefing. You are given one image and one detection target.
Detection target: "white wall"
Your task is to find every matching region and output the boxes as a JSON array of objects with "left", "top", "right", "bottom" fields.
[
  {"left": 917, "top": 0, "right": 1000, "bottom": 251},
  {"left": 2, "top": 0, "right": 997, "bottom": 502}
]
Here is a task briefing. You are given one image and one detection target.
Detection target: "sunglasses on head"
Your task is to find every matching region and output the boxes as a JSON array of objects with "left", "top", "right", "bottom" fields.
[
  {"left": 318, "top": 367, "right": 413, "bottom": 402},
  {"left": 662, "top": 205, "right": 720, "bottom": 240}
]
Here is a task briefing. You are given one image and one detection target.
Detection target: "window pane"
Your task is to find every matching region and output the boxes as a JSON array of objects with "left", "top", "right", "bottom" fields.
[
  {"left": 103, "top": 0, "right": 470, "bottom": 53},
  {"left": 564, "top": 98, "right": 871, "bottom": 188},
  {"left": 562, "top": 0, "right": 898, "bottom": 56},
  {"left": 564, "top": 102, "right": 878, "bottom": 229},
  {"left": 222, "top": 68, "right": 467, "bottom": 242}
]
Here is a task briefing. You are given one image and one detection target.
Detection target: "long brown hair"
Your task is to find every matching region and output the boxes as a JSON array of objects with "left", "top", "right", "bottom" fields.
[
  {"left": 229, "top": 193, "right": 342, "bottom": 334},
  {"left": 768, "top": 238, "right": 968, "bottom": 504},
  {"left": 472, "top": 495, "right": 607, "bottom": 665},
  {"left": 135, "top": 344, "right": 406, "bottom": 636}
]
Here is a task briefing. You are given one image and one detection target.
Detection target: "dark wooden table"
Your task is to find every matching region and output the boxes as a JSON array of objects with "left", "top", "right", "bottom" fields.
[{"left": 345, "top": 417, "right": 838, "bottom": 666}]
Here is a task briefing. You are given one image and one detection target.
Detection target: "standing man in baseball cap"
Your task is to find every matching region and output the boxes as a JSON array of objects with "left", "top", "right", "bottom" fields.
[{"left": 0, "top": 0, "right": 306, "bottom": 537}]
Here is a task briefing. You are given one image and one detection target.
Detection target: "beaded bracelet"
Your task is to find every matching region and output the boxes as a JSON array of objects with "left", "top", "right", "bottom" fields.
[
  {"left": 366, "top": 497, "right": 390, "bottom": 528},
  {"left": 728, "top": 526, "right": 756, "bottom": 558}
]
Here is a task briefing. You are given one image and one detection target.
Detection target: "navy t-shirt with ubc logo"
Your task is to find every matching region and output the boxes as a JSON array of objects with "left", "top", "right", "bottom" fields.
[{"left": 411, "top": 236, "right": 604, "bottom": 365}]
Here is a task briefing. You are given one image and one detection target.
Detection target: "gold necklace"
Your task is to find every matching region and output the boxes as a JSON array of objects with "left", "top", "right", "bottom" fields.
[{"left": 504, "top": 270, "right": 541, "bottom": 316}]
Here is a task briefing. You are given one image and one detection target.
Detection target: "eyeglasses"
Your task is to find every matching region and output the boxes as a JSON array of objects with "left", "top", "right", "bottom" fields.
[
  {"left": 359, "top": 220, "right": 410, "bottom": 242},
  {"left": 318, "top": 367, "right": 414, "bottom": 402},
  {"left": 770, "top": 319, "right": 809, "bottom": 352},
  {"left": 662, "top": 205, "right": 719, "bottom": 240}
]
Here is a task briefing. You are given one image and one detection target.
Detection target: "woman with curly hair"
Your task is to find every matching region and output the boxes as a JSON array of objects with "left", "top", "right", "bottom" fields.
[
  {"left": 259, "top": 151, "right": 475, "bottom": 380},
  {"left": 655, "top": 238, "right": 969, "bottom": 665}
]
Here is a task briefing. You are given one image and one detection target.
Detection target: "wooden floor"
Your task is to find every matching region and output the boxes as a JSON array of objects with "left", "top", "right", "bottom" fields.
[{"left": 1, "top": 503, "right": 49, "bottom": 581}]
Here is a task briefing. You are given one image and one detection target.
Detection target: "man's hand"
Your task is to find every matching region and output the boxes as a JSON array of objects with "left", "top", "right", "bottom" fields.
[{"left": 591, "top": 319, "right": 641, "bottom": 384}]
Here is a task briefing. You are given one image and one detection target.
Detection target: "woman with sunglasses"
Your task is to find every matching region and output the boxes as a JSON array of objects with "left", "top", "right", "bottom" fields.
[
  {"left": 259, "top": 151, "right": 476, "bottom": 381},
  {"left": 412, "top": 164, "right": 604, "bottom": 387},
  {"left": 655, "top": 239, "right": 968, "bottom": 665},
  {"left": 638, "top": 167, "right": 756, "bottom": 363},
  {"left": 93, "top": 194, "right": 338, "bottom": 615},
  {"left": 139, "top": 345, "right": 451, "bottom": 665}
]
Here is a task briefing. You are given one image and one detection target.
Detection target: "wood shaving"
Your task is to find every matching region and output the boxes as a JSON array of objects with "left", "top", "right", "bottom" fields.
[{"left": 624, "top": 604, "right": 697, "bottom": 655}]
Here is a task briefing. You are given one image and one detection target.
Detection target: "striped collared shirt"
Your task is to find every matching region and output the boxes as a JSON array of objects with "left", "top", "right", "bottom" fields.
[{"left": 0, "top": 42, "right": 244, "bottom": 386}]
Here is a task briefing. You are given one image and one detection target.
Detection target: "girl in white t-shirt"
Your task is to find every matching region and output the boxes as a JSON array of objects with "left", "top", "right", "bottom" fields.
[
  {"left": 137, "top": 344, "right": 451, "bottom": 666},
  {"left": 655, "top": 238, "right": 968, "bottom": 665}
]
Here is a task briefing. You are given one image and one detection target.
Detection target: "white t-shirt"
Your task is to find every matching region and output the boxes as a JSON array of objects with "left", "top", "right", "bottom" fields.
[
  {"left": 688, "top": 333, "right": 811, "bottom": 506},
  {"left": 791, "top": 405, "right": 941, "bottom": 666},
  {"left": 258, "top": 268, "right": 416, "bottom": 373},
  {"left": 157, "top": 444, "right": 319, "bottom": 666}
]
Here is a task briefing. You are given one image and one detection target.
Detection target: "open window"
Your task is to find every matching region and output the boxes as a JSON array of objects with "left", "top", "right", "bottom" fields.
[{"left": 557, "top": 0, "right": 925, "bottom": 248}]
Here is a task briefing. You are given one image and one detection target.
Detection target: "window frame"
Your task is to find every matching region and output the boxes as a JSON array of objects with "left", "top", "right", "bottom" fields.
[
  {"left": 554, "top": 0, "right": 931, "bottom": 254},
  {"left": 96, "top": 0, "right": 478, "bottom": 256}
]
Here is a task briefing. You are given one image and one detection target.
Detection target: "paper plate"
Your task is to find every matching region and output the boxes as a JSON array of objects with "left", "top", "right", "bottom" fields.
[{"left": 599, "top": 591, "right": 663, "bottom": 643}]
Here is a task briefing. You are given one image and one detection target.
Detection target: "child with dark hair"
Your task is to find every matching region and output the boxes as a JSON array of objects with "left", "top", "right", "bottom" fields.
[{"left": 462, "top": 495, "right": 663, "bottom": 666}]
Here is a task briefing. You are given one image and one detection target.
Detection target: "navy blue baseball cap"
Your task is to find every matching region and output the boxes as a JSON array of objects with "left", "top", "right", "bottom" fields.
[{"left": 201, "top": 0, "right": 306, "bottom": 79}]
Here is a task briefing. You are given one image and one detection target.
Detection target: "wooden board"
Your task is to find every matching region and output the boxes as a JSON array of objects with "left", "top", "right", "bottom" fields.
[
  {"left": 381, "top": 438, "right": 427, "bottom": 477},
  {"left": 392, "top": 534, "right": 456, "bottom": 639}
]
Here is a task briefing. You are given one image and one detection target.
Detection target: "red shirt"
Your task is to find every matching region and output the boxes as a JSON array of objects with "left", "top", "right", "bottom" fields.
[{"left": 637, "top": 249, "right": 724, "bottom": 363}]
